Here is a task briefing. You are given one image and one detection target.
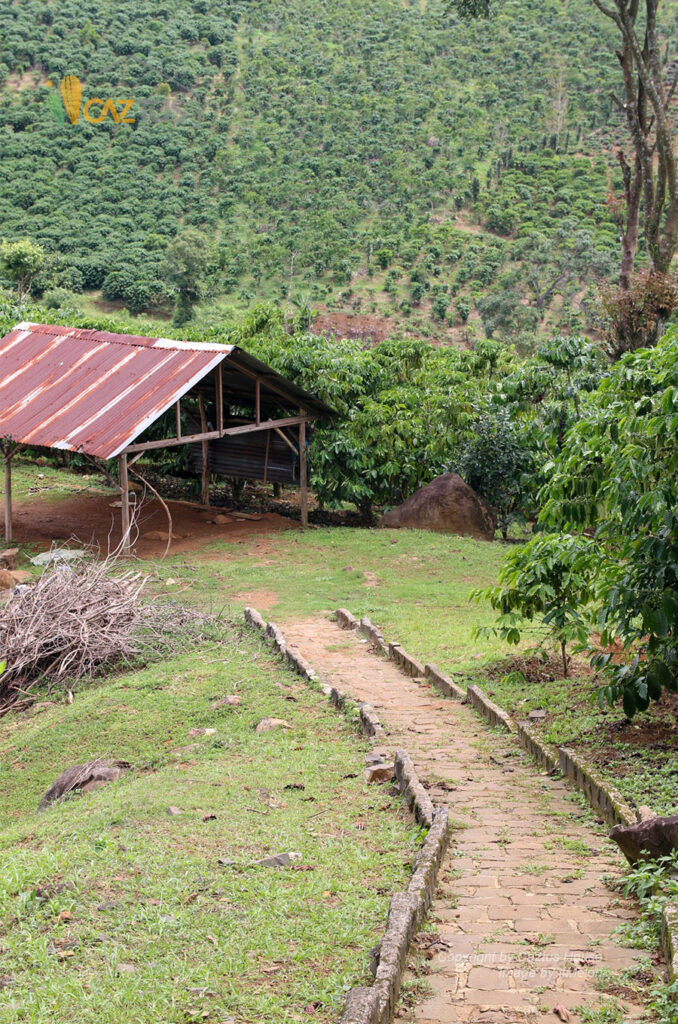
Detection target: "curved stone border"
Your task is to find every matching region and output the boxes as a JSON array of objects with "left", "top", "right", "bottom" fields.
[
  {"left": 332, "top": 610, "right": 678, "bottom": 996},
  {"left": 394, "top": 749, "right": 434, "bottom": 829},
  {"left": 557, "top": 746, "right": 636, "bottom": 828},
  {"left": 333, "top": 610, "right": 648, "bottom": 831},
  {"left": 341, "top": 807, "right": 450, "bottom": 1024},
  {"left": 244, "top": 607, "right": 450, "bottom": 1024},
  {"left": 424, "top": 663, "right": 467, "bottom": 700},
  {"left": 466, "top": 683, "right": 516, "bottom": 733},
  {"left": 662, "top": 903, "right": 678, "bottom": 982},
  {"left": 516, "top": 719, "right": 559, "bottom": 773}
]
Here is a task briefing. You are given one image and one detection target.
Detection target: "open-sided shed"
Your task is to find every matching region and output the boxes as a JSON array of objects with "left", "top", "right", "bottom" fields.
[{"left": 0, "top": 322, "right": 333, "bottom": 551}]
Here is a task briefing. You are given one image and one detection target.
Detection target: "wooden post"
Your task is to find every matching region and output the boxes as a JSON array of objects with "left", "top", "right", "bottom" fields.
[
  {"left": 255, "top": 379, "right": 261, "bottom": 425},
  {"left": 299, "top": 417, "right": 308, "bottom": 530},
  {"left": 3, "top": 451, "right": 12, "bottom": 544},
  {"left": 118, "top": 453, "right": 131, "bottom": 557},
  {"left": 175, "top": 400, "right": 182, "bottom": 440},
  {"left": 216, "top": 363, "right": 224, "bottom": 436},
  {"left": 198, "top": 393, "right": 210, "bottom": 506}
]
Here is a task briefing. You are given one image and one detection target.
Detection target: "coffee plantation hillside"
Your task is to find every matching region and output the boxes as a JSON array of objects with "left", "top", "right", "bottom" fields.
[{"left": 0, "top": 0, "right": 674, "bottom": 344}]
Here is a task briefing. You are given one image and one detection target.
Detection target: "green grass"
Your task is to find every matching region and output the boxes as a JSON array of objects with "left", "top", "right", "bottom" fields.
[
  {"left": 159, "top": 527, "right": 507, "bottom": 669},
  {"left": 3, "top": 460, "right": 677, "bottom": 1024},
  {"left": 9, "top": 454, "right": 112, "bottom": 503},
  {"left": 152, "top": 521, "right": 677, "bottom": 817},
  {"left": 0, "top": 621, "right": 418, "bottom": 1023}
]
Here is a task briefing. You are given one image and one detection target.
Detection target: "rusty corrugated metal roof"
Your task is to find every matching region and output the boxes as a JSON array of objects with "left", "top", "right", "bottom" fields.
[{"left": 0, "top": 322, "right": 332, "bottom": 460}]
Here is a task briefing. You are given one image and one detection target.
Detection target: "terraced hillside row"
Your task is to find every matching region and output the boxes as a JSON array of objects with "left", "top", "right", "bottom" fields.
[{"left": 1, "top": 0, "right": 674, "bottom": 340}]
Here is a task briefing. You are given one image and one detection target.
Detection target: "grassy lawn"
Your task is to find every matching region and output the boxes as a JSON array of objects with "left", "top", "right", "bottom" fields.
[
  {"left": 162, "top": 528, "right": 508, "bottom": 668},
  {"left": 8, "top": 454, "right": 112, "bottom": 503},
  {"left": 156, "top": 527, "right": 677, "bottom": 819},
  {"left": 0, "top": 621, "right": 418, "bottom": 1023},
  {"left": 3, "top": 458, "right": 676, "bottom": 952}
]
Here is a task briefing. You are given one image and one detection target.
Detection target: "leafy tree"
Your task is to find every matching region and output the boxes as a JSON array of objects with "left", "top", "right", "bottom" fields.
[
  {"left": 450, "top": 0, "right": 678, "bottom": 347},
  {"left": 0, "top": 238, "right": 45, "bottom": 302},
  {"left": 600, "top": 271, "right": 678, "bottom": 359},
  {"left": 455, "top": 296, "right": 471, "bottom": 322},
  {"left": 164, "top": 228, "right": 211, "bottom": 325},
  {"left": 432, "top": 294, "right": 449, "bottom": 320},
  {"left": 375, "top": 248, "right": 392, "bottom": 269},
  {"left": 477, "top": 286, "right": 538, "bottom": 339},
  {"left": 476, "top": 532, "right": 598, "bottom": 678},
  {"left": 454, "top": 411, "right": 534, "bottom": 539},
  {"left": 540, "top": 324, "right": 678, "bottom": 714}
]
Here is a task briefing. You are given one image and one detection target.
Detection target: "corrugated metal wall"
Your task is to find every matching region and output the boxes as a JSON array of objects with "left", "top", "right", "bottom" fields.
[{"left": 187, "top": 423, "right": 299, "bottom": 484}]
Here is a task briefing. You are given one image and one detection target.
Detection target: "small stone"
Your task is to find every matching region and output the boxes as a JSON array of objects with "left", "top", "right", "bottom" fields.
[
  {"left": 255, "top": 718, "right": 291, "bottom": 733},
  {"left": 165, "top": 578, "right": 177, "bottom": 586},
  {"left": 97, "top": 901, "right": 121, "bottom": 911},
  {"left": 528, "top": 709, "right": 547, "bottom": 721},
  {"left": 364, "top": 763, "right": 395, "bottom": 784},
  {"left": 0, "top": 569, "right": 16, "bottom": 590},
  {"left": 254, "top": 851, "right": 301, "bottom": 868},
  {"left": 31, "top": 702, "right": 55, "bottom": 714},
  {"left": 211, "top": 696, "right": 241, "bottom": 709},
  {"left": 39, "top": 761, "right": 128, "bottom": 810},
  {"left": 187, "top": 727, "right": 217, "bottom": 737},
  {"left": 0, "top": 548, "right": 19, "bottom": 570},
  {"left": 9, "top": 570, "right": 31, "bottom": 583},
  {"left": 167, "top": 806, "right": 182, "bottom": 816},
  {"left": 116, "top": 963, "right": 136, "bottom": 974},
  {"left": 214, "top": 514, "right": 231, "bottom": 524}
]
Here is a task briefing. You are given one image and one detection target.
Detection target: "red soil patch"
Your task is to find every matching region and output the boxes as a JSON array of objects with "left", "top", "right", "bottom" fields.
[
  {"left": 312, "top": 311, "right": 396, "bottom": 344},
  {"left": 593, "top": 690, "right": 678, "bottom": 750},
  {"left": 10, "top": 492, "right": 297, "bottom": 560},
  {"left": 232, "top": 589, "right": 279, "bottom": 610}
]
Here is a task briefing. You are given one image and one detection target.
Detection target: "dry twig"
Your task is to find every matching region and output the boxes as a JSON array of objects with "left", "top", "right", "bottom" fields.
[{"left": 0, "top": 546, "right": 216, "bottom": 714}]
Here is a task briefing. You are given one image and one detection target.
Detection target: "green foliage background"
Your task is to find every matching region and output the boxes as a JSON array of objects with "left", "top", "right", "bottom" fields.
[{"left": 0, "top": 0, "right": 674, "bottom": 336}]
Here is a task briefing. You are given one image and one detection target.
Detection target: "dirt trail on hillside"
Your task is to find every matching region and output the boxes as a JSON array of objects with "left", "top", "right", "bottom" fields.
[{"left": 281, "top": 616, "right": 646, "bottom": 1024}]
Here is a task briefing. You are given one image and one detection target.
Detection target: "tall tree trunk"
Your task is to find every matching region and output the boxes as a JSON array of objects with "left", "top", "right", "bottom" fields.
[{"left": 595, "top": 1, "right": 678, "bottom": 284}]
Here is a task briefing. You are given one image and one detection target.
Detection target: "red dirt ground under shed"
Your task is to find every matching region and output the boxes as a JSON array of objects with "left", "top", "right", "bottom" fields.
[{"left": 9, "top": 492, "right": 298, "bottom": 560}]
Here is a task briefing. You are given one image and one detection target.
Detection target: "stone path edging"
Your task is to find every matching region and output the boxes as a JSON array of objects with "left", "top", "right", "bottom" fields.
[
  {"left": 334, "top": 609, "right": 678, "bottom": 989},
  {"left": 243, "top": 608, "right": 450, "bottom": 1024},
  {"left": 333, "top": 611, "right": 642, "bottom": 831},
  {"left": 557, "top": 746, "right": 636, "bottom": 828},
  {"left": 662, "top": 904, "right": 678, "bottom": 982},
  {"left": 395, "top": 749, "right": 435, "bottom": 830},
  {"left": 466, "top": 683, "right": 516, "bottom": 733}
]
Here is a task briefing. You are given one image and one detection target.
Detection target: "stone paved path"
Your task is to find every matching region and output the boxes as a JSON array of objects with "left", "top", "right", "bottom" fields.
[{"left": 281, "top": 616, "right": 647, "bottom": 1024}]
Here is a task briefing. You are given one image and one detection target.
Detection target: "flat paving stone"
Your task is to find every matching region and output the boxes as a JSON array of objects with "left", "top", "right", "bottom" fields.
[{"left": 280, "top": 617, "right": 651, "bottom": 1024}]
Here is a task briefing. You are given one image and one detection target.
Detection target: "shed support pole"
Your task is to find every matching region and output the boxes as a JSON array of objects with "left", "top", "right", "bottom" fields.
[
  {"left": 198, "top": 393, "right": 210, "bottom": 506},
  {"left": 299, "top": 418, "right": 308, "bottom": 530},
  {"left": 3, "top": 453, "right": 12, "bottom": 544},
  {"left": 118, "top": 454, "right": 131, "bottom": 557}
]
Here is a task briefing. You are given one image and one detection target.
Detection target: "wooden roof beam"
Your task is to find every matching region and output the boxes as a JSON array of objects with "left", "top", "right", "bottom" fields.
[{"left": 123, "top": 414, "right": 313, "bottom": 454}]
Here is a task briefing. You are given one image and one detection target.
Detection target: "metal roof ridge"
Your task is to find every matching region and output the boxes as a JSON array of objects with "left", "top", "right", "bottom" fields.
[{"left": 12, "top": 322, "right": 233, "bottom": 355}]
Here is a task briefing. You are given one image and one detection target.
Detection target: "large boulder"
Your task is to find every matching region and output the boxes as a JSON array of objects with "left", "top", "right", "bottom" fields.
[
  {"left": 381, "top": 474, "right": 497, "bottom": 540},
  {"left": 609, "top": 815, "right": 678, "bottom": 865}
]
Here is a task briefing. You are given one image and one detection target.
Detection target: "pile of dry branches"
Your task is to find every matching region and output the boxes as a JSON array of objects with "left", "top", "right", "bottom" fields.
[{"left": 0, "top": 554, "right": 212, "bottom": 715}]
